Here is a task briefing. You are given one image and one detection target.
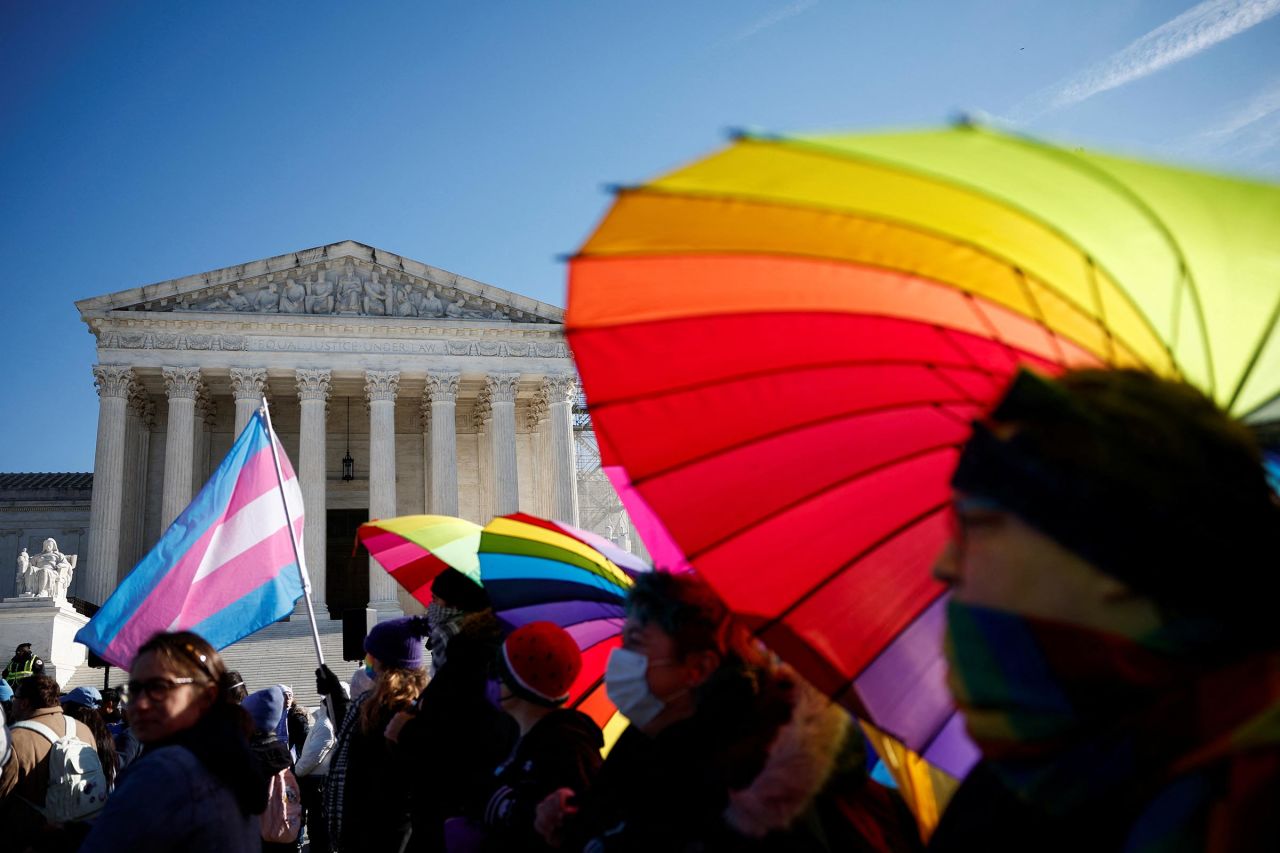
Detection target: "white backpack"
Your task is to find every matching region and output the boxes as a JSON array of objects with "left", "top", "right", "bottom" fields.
[{"left": 13, "top": 714, "right": 109, "bottom": 823}]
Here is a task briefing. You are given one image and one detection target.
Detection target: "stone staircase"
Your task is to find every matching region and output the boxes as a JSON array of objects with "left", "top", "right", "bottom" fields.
[{"left": 64, "top": 617, "right": 364, "bottom": 710}]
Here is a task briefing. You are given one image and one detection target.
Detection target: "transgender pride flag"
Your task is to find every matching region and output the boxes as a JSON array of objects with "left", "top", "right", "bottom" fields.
[{"left": 77, "top": 409, "right": 307, "bottom": 668}]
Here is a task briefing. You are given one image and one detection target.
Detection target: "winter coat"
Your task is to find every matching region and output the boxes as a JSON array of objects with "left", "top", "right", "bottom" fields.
[
  {"left": 480, "top": 708, "right": 604, "bottom": 850},
  {"left": 0, "top": 706, "right": 99, "bottom": 849},
  {"left": 295, "top": 704, "right": 336, "bottom": 777},
  {"left": 572, "top": 670, "right": 919, "bottom": 853},
  {"left": 80, "top": 707, "right": 266, "bottom": 853},
  {"left": 396, "top": 623, "right": 520, "bottom": 853},
  {"left": 326, "top": 691, "right": 415, "bottom": 853}
]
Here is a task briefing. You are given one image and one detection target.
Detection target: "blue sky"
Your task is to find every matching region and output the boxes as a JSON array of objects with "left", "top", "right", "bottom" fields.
[{"left": 2, "top": 0, "right": 1278, "bottom": 472}]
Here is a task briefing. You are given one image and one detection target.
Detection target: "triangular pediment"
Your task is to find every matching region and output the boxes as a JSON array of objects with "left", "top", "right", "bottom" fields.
[{"left": 76, "top": 240, "right": 563, "bottom": 325}]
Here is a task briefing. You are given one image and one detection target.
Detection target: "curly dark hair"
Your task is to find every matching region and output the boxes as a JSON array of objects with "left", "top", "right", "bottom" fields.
[{"left": 627, "top": 572, "right": 794, "bottom": 788}]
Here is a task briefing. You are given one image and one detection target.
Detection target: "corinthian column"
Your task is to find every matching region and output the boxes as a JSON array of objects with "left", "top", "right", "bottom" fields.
[
  {"left": 230, "top": 367, "right": 269, "bottom": 437},
  {"left": 425, "top": 371, "right": 460, "bottom": 516},
  {"left": 526, "top": 387, "right": 550, "bottom": 517},
  {"left": 119, "top": 383, "right": 154, "bottom": 579},
  {"left": 486, "top": 372, "right": 521, "bottom": 516},
  {"left": 296, "top": 369, "right": 331, "bottom": 616},
  {"left": 365, "top": 370, "right": 402, "bottom": 617},
  {"left": 194, "top": 390, "right": 216, "bottom": 487},
  {"left": 85, "top": 365, "right": 133, "bottom": 605},
  {"left": 161, "top": 367, "right": 203, "bottom": 530},
  {"left": 544, "top": 375, "right": 580, "bottom": 525}
]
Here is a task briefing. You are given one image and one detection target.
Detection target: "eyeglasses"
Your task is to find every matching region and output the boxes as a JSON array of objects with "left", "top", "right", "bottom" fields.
[{"left": 124, "top": 677, "right": 204, "bottom": 702}]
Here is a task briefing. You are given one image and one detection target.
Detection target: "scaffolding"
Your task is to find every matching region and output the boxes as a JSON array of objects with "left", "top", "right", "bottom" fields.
[{"left": 573, "top": 390, "right": 649, "bottom": 561}]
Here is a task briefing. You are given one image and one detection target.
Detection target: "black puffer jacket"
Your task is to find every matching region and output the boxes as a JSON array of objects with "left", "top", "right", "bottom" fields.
[{"left": 480, "top": 709, "right": 604, "bottom": 850}]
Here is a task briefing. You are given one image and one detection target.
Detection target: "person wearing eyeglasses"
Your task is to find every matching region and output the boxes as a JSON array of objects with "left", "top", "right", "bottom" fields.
[
  {"left": 928, "top": 369, "right": 1280, "bottom": 852},
  {"left": 80, "top": 630, "right": 269, "bottom": 853}
]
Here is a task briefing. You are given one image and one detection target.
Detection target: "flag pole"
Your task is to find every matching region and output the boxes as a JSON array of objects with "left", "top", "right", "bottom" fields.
[{"left": 260, "top": 396, "right": 326, "bottom": 669}]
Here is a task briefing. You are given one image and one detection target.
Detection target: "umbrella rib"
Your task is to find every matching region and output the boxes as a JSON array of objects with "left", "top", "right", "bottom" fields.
[
  {"left": 754, "top": 502, "right": 951, "bottom": 636},
  {"left": 974, "top": 130, "right": 1211, "bottom": 392},
  {"left": 570, "top": 673, "right": 606, "bottom": 711},
  {"left": 827, "top": 593, "right": 948, "bottom": 710},
  {"left": 1227, "top": 291, "right": 1280, "bottom": 413},
  {"left": 1012, "top": 266, "right": 1067, "bottom": 366},
  {"left": 683, "top": 443, "right": 958, "bottom": 564},
  {"left": 1085, "top": 258, "right": 1118, "bottom": 365},
  {"left": 627, "top": 397, "right": 976, "bottom": 492}
]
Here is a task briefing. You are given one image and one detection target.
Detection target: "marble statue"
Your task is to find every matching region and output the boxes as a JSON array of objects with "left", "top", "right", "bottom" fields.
[
  {"left": 415, "top": 288, "right": 445, "bottom": 317},
  {"left": 307, "top": 275, "right": 335, "bottom": 314},
  {"left": 227, "top": 291, "right": 252, "bottom": 312},
  {"left": 394, "top": 284, "right": 417, "bottom": 317},
  {"left": 336, "top": 264, "right": 363, "bottom": 313},
  {"left": 255, "top": 286, "right": 280, "bottom": 312},
  {"left": 25, "top": 538, "right": 76, "bottom": 601},
  {"left": 363, "top": 272, "right": 388, "bottom": 316},
  {"left": 15, "top": 547, "right": 30, "bottom": 596},
  {"left": 280, "top": 278, "right": 306, "bottom": 313}
]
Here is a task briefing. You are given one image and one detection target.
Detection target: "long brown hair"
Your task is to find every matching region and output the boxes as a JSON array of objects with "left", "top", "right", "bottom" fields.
[
  {"left": 133, "top": 630, "right": 251, "bottom": 734},
  {"left": 360, "top": 666, "right": 428, "bottom": 734}
]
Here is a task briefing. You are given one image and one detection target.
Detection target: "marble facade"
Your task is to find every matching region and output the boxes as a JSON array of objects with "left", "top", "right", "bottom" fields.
[{"left": 75, "top": 240, "right": 586, "bottom": 619}]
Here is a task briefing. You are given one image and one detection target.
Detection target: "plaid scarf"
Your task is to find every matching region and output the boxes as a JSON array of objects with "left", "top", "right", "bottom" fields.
[
  {"left": 323, "top": 690, "right": 370, "bottom": 850},
  {"left": 426, "top": 600, "right": 465, "bottom": 676},
  {"left": 946, "top": 601, "right": 1280, "bottom": 851}
]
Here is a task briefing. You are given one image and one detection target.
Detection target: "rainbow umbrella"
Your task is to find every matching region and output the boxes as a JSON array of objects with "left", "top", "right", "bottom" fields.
[
  {"left": 478, "top": 512, "right": 648, "bottom": 753},
  {"left": 357, "top": 515, "right": 482, "bottom": 606},
  {"left": 566, "top": 124, "right": 1280, "bottom": 806}
]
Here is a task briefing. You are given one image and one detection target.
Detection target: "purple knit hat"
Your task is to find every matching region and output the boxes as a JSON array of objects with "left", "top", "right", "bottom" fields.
[{"left": 364, "top": 615, "right": 431, "bottom": 670}]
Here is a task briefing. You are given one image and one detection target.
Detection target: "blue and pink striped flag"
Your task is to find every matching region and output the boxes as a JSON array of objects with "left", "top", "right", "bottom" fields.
[{"left": 77, "top": 409, "right": 307, "bottom": 668}]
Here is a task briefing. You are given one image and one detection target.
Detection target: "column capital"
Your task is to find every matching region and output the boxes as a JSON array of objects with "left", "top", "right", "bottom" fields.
[
  {"left": 93, "top": 365, "right": 134, "bottom": 399},
  {"left": 364, "top": 369, "right": 401, "bottom": 403},
  {"left": 526, "top": 392, "right": 549, "bottom": 430},
  {"left": 484, "top": 372, "right": 521, "bottom": 404},
  {"left": 295, "top": 368, "right": 332, "bottom": 402},
  {"left": 472, "top": 392, "right": 492, "bottom": 430},
  {"left": 418, "top": 395, "right": 432, "bottom": 432},
  {"left": 425, "top": 370, "right": 461, "bottom": 403},
  {"left": 162, "top": 366, "right": 203, "bottom": 400},
  {"left": 127, "top": 381, "right": 156, "bottom": 428},
  {"left": 230, "top": 367, "right": 270, "bottom": 402},
  {"left": 541, "top": 373, "right": 580, "bottom": 405},
  {"left": 196, "top": 388, "right": 217, "bottom": 426}
]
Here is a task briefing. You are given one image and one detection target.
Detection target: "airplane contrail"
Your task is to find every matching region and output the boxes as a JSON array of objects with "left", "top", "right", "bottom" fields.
[{"left": 1013, "top": 0, "right": 1280, "bottom": 121}]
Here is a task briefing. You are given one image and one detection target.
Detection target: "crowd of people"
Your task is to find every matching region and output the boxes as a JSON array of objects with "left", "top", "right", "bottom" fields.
[{"left": 1, "top": 367, "right": 1278, "bottom": 851}]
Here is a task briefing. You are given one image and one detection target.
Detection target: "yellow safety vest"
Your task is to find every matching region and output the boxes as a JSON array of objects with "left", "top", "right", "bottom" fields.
[{"left": 4, "top": 656, "right": 36, "bottom": 683}]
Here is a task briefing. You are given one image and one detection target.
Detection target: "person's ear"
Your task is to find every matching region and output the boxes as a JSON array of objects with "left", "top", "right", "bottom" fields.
[
  {"left": 199, "top": 682, "right": 218, "bottom": 711},
  {"left": 684, "top": 650, "right": 721, "bottom": 688}
]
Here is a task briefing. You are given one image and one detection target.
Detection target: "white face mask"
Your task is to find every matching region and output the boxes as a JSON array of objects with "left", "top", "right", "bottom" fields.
[{"left": 605, "top": 647, "right": 680, "bottom": 728}]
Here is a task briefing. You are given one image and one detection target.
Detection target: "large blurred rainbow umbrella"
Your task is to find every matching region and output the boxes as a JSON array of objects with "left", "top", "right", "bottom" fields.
[
  {"left": 479, "top": 512, "right": 649, "bottom": 754},
  {"left": 566, "top": 123, "right": 1280, "bottom": 814}
]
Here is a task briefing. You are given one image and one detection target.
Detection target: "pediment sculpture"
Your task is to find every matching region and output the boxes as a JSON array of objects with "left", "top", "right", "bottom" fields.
[
  {"left": 15, "top": 539, "right": 77, "bottom": 602},
  {"left": 162, "top": 260, "right": 538, "bottom": 322}
]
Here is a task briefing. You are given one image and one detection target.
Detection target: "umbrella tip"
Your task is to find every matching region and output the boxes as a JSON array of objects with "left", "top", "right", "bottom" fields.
[
  {"left": 601, "top": 182, "right": 628, "bottom": 195},
  {"left": 726, "top": 126, "right": 780, "bottom": 142},
  {"left": 951, "top": 111, "right": 980, "bottom": 129}
]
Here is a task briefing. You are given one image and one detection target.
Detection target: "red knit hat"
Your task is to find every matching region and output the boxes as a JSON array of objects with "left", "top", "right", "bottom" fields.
[{"left": 500, "top": 621, "right": 582, "bottom": 706}]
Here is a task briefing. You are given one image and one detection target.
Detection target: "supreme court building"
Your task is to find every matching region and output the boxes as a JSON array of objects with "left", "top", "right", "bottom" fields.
[{"left": 70, "top": 240, "right": 610, "bottom": 619}]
